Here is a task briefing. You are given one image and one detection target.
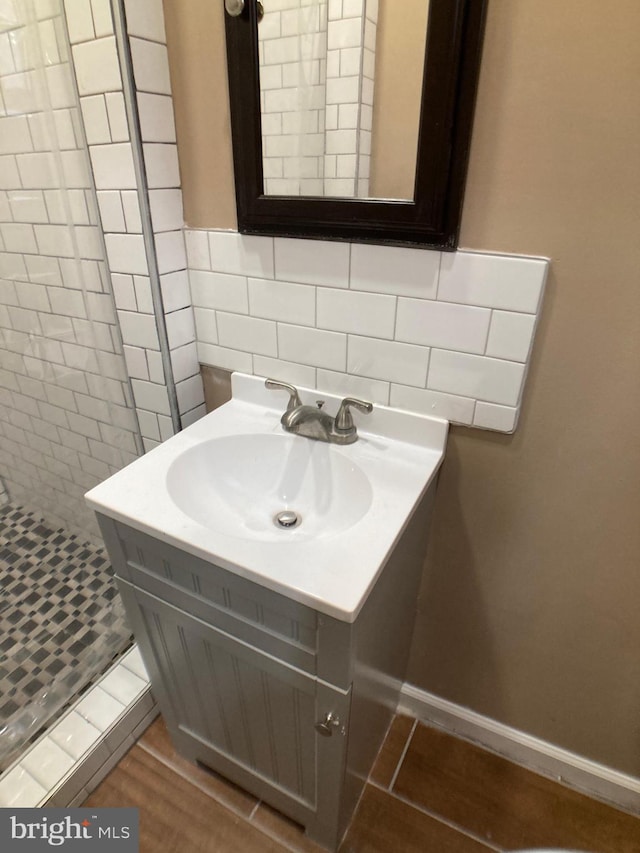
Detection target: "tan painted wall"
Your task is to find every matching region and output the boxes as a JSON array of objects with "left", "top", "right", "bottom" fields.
[
  {"left": 164, "top": 0, "right": 640, "bottom": 775},
  {"left": 369, "top": 0, "right": 429, "bottom": 199}
]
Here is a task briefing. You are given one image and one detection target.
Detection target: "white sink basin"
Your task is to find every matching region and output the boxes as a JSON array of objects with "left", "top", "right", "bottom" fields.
[
  {"left": 86, "top": 373, "right": 447, "bottom": 621},
  {"left": 166, "top": 433, "right": 373, "bottom": 541}
]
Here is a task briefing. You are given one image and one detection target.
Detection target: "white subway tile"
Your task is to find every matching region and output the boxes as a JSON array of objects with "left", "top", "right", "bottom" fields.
[
  {"left": 190, "top": 269, "right": 248, "bottom": 313},
  {"left": 75, "top": 686, "right": 126, "bottom": 731},
  {"left": 97, "top": 190, "right": 125, "bottom": 232},
  {"left": 123, "top": 345, "right": 149, "bottom": 380},
  {"left": 315, "top": 288, "right": 394, "bottom": 338},
  {"left": 80, "top": 95, "right": 111, "bottom": 144},
  {"left": 486, "top": 310, "right": 537, "bottom": 362},
  {"left": 396, "top": 298, "right": 491, "bottom": 354},
  {"left": 149, "top": 188, "right": 183, "bottom": 232},
  {"left": 209, "top": 231, "right": 274, "bottom": 278},
  {"left": 428, "top": 349, "right": 525, "bottom": 407},
  {"left": 16, "top": 153, "right": 59, "bottom": 190},
  {"left": 160, "top": 270, "right": 190, "bottom": 313},
  {"left": 104, "top": 233, "right": 148, "bottom": 275},
  {"left": 7, "top": 190, "right": 48, "bottom": 223},
  {"left": 248, "top": 277, "right": 315, "bottom": 326},
  {"left": 181, "top": 404, "right": 206, "bottom": 428},
  {"left": 90, "top": 143, "right": 136, "bottom": 190},
  {"left": 217, "top": 312, "right": 277, "bottom": 357},
  {"left": 131, "top": 379, "right": 171, "bottom": 415},
  {"left": 49, "top": 711, "right": 102, "bottom": 759},
  {"left": 348, "top": 335, "right": 429, "bottom": 387},
  {"left": 170, "top": 341, "right": 199, "bottom": 383},
  {"left": 117, "top": 310, "right": 159, "bottom": 349},
  {"left": 133, "top": 275, "right": 153, "bottom": 313},
  {"left": 137, "top": 93, "right": 176, "bottom": 143},
  {"left": 327, "top": 16, "right": 362, "bottom": 49},
  {"left": 21, "top": 737, "right": 75, "bottom": 790},
  {"left": 316, "top": 369, "right": 389, "bottom": 406},
  {"left": 17, "top": 282, "right": 50, "bottom": 312},
  {"left": 101, "top": 665, "right": 147, "bottom": 705},
  {"left": 176, "top": 374, "right": 204, "bottom": 413},
  {"left": 438, "top": 251, "right": 548, "bottom": 313},
  {"left": 121, "top": 190, "right": 142, "bottom": 233},
  {"left": 2, "top": 223, "right": 38, "bottom": 253},
  {"left": 351, "top": 243, "right": 440, "bottom": 298},
  {"left": 72, "top": 36, "right": 121, "bottom": 96},
  {"left": 0, "top": 767, "right": 47, "bottom": 808},
  {"left": 253, "top": 355, "right": 316, "bottom": 388},
  {"left": 154, "top": 230, "right": 186, "bottom": 274},
  {"left": 48, "top": 286, "right": 86, "bottom": 318},
  {"left": 165, "top": 306, "right": 195, "bottom": 349},
  {"left": 111, "top": 273, "right": 136, "bottom": 310},
  {"left": 0, "top": 115, "right": 34, "bottom": 155},
  {"left": 130, "top": 37, "right": 171, "bottom": 94},
  {"left": 0, "top": 155, "right": 22, "bottom": 189},
  {"left": 278, "top": 323, "right": 346, "bottom": 371},
  {"left": 185, "top": 229, "right": 210, "bottom": 270},
  {"left": 143, "top": 143, "right": 180, "bottom": 188},
  {"left": 390, "top": 384, "right": 475, "bottom": 425},
  {"left": 91, "top": 0, "right": 114, "bottom": 37},
  {"left": 474, "top": 401, "right": 519, "bottom": 433},
  {"left": 64, "top": 0, "right": 95, "bottom": 44},
  {"left": 33, "top": 225, "right": 75, "bottom": 258},
  {"left": 197, "top": 342, "right": 252, "bottom": 373},
  {"left": 105, "top": 92, "right": 128, "bottom": 142},
  {"left": 193, "top": 308, "right": 218, "bottom": 345},
  {"left": 138, "top": 408, "right": 160, "bottom": 440},
  {"left": 124, "top": 0, "right": 166, "bottom": 42},
  {"left": 145, "top": 349, "right": 165, "bottom": 384},
  {"left": 274, "top": 237, "right": 349, "bottom": 287}
]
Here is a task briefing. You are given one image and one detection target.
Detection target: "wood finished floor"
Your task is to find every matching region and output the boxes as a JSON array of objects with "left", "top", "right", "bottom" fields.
[{"left": 84, "top": 715, "right": 640, "bottom": 852}]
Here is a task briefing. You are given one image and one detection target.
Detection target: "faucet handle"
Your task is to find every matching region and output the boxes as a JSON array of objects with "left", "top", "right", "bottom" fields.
[
  {"left": 335, "top": 397, "right": 373, "bottom": 432},
  {"left": 265, "top": 378, "right": 302, "bottom": 411}
]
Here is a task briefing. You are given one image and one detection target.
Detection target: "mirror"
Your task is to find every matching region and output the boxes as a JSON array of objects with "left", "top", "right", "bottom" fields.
[{"left": 225, "top": 0, "right": 487, "bottom": 248}]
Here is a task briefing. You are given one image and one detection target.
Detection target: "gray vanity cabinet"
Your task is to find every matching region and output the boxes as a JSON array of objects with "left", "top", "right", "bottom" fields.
[{"left": 97, "top": 481, "right": 435, "bottom": 850}]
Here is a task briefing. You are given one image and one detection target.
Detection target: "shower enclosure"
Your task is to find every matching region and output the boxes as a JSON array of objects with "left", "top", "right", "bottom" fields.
[{"left": 0, "top": 0, "right": 139, "bottom": 769}]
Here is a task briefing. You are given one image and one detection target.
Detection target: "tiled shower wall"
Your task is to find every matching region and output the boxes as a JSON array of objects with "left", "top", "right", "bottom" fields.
[
  {"left": 0, "top": 0, "right": 140, "bottom": 540},
  {"left": 186, "top": 230, "right": 549, "bottom": 433}
]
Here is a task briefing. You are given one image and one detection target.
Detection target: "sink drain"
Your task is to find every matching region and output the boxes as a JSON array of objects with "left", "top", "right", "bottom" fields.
[{"left": 274, "top": 510, "right": 301, "bottom": 530}]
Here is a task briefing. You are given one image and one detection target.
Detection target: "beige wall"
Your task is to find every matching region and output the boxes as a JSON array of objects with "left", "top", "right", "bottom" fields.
[{"left": 164, "top": 0, "right": 640, "bottom": 776}]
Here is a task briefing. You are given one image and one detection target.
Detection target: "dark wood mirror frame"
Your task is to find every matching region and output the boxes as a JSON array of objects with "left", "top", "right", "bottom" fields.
[{"left": 224, "top": 0, "right": 487, "bottom": 250}]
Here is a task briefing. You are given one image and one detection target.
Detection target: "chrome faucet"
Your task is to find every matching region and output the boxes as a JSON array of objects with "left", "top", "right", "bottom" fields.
[{"left": 265, "top": 379, "right": 372, "bottom": 445}]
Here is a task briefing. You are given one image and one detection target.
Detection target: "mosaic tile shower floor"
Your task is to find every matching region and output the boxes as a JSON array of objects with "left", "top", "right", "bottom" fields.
[{"left": 0, "top": 504, "right": 132, "bottom": 771}]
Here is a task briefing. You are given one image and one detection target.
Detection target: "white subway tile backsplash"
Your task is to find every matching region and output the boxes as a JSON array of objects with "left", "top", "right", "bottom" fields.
[
  {"left": 121, "top": 191, "right": 142, "bottom": 232},
  {"left": 348, "top": 335, "right": 430, "bottom": 387},
  {"left": 154, "top": 229, "right": 186, "bottom": 274},
  {"left": 253, "top": 355, "right": 316, "bottom": 388},
  {"left": 351, "top": 243, "right": 440, "bottom": 298},
  {"left": 91, "top": 0, "right": 114, "bottom": 38},
  {"left": 104, "top": 92, "right": 128, "bottom": 141},
  {"left": 198, "top": 342, "right": 253, "bottom": 373},
  {"left": 104, "top": 233, "right": 148, "bottom": 275},
  {"left": 395, "top": 298, "right": 491, "bottom": 354},
  {"left": 249, "top": 277, "right": 315, "bottom": 326},
  {"left": 486, "top": 310, "right": 537, "bottom": 362},
  {"left": 143, "top": 144, "right": 180, "bottom": 188},
  {"left": 130, "top": 379, "right": 171, "bottom": 415},
  {"left": 274, "top": 236, "right": 349, "bottom": 287},
  {"left": 209, "top": 231, "right": 275, "bottom": 278},
  {"left": 217, "top": 311, "right": 277, "bottom": 357},
  {"left": 117, "top": 310, "right": 159, "bottom": 349},
  {"left": 80, "top": 95, "right": 111, "bottom": 144},
  {"left": 64, "top": 0, "right": 95, "bottom": 44},
  {"left": 148, "top": 189, "right": 183, "bottom": 232},
  {"left": 474, "top": 401, "right": 519, "bottom": 433},
  {"left": 428, "top": 349, "right": 525, "bottom": 407},
  {"left": 190, "top": 269, "right": 248, "bottom": 313},
  {"left": 438, "top": 250, "right": 547, "bottom": 313},
  {"left": 316, "top": 369, "right": 390, "bottom": 406},
  {"left": 165, "top": 306, "right": 195, "bottom": 349},
  {"left": 193, "top": 308, "right": 218, "bottom": 345},
  {"left": 160, "top": 270, "right": 191, "bottom": 313},
  {"left": 390, "top": 384, "right": 475, "bottom": 426},
  {"left": 317, "top": 287, "right": 395, "bottom": 338},
  {"left": 278, "top": 323, "right": 347, "bottom": 371},
  {"left": 185, "top": 229, "right": 210, "bottom": 270},
  {"left": 170, "top": 341, "right": 199, "bottom": 383}
]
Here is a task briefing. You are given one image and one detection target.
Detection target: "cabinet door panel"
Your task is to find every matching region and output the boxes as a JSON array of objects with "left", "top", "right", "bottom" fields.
[{"left": 118, "top": 580, "right": 347, "bottom": 817}]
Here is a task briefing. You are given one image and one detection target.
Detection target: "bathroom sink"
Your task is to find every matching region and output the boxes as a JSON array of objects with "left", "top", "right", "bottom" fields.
[
  {"left": 166, "top": 433, "right": 373, "bottom": 541},
  {"left": 85, "top": 373, "right": 448, "bottom": 621}
]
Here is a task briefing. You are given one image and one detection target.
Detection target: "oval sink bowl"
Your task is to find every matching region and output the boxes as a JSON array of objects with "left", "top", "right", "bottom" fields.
[{"left": 166, "top": 433, "right": 373, "bottom": 542}]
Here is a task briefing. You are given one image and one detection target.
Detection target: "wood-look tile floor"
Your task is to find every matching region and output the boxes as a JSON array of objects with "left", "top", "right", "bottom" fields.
[{"left": 84, "top": 715, "right": 640, "bottom": 852}]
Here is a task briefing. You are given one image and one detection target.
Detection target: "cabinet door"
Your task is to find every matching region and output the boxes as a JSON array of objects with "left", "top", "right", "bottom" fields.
[{"left": 118, "top": 580, "right": 350, "bottom": 835}]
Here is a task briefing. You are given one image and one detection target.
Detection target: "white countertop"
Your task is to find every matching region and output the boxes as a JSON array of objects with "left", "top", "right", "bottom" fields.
[{"left": 86, "top": 374, "right": 448, "bottom": 622}]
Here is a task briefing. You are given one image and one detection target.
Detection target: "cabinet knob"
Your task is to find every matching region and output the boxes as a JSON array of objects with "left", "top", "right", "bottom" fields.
[{"left": 315, "top": 712, "right": 341, "bottom": 737}]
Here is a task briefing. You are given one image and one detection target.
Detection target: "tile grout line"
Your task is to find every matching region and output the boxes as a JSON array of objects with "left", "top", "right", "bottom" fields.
[
  {"left": 388, "top": 716, "right": 418, "bottom": 791},
  {"left": 368, "top": 779, "right": 503, "bottom": 852}
]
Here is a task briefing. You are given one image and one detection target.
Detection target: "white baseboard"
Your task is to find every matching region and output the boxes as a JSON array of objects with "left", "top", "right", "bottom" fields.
[{"left": 398, "top": 683, "right": 640, "bottom": 817}]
